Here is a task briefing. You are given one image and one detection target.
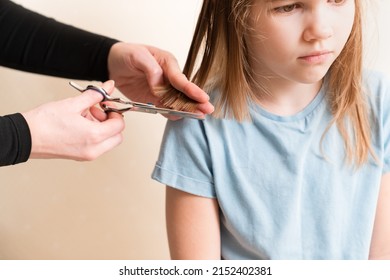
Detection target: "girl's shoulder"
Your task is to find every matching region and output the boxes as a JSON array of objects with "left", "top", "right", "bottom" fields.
[
  {"left": 363, "top": 69, "right": 390, "bottom": 95},
  {"left": 363, "top": 70, "right": 390, "bottom": 117}
]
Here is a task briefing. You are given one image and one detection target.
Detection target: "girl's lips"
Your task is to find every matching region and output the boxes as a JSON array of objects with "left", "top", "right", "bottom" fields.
[{"left": 298, "top": 51, "right": 333, "bottom": 64}]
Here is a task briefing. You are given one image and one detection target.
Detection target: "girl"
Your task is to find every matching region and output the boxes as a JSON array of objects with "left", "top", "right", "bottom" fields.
[{"left": 152, "top": 0, "right": 390, "bottom": 259}]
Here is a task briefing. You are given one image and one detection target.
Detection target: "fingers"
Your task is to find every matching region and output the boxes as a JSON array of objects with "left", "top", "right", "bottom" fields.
[
  {"left": 101, "top": 79, "right": 116, "bottom": 95},
  {"left": 97, "top": 133, "right": 124, "bottom": 158},
  {"left": 73, "top": 80, "right": 125, "bottom": 121},
  {"left": 93, "top": 111, "right": 125, "bottom": 140},
  {"left": 146, "top": 46, "right": 208, "bottom": 101},
  {"left": 146, "top": 46, "right": 214, "bottom": 114},
  {"left": 131, "top": 46, "right": 165, "bottom": 88},
  {"left": 74, "top": 80, "right": 116, "bottom": 111},
  {"left": 195, "top": 101, "right": 215, "bottom": 115},
  {"left": 89, "top": 106, "right": 107, "bottom": 122},
  {"left": 80, "top": 128, "right": 124, "bottom": 161},
  {"left": 75, "top": 114, "right": 125, "bottom": 161},
  {"left": 73, "top": 80, "right": 126, "bottom": 160}
]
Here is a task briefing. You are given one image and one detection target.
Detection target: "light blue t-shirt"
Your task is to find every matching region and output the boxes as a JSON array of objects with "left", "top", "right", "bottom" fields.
[{"left": 152, "top": 71, "right": 390, "bottom": 259}]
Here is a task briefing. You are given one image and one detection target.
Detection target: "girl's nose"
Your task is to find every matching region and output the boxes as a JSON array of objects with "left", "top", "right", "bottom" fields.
[{"left": 302, "top": 11, "right": 333, "bottom": 41}]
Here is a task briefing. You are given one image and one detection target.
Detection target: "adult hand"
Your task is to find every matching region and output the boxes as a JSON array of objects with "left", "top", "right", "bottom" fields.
[
  {"left": 107, "top": 42, "right": 214, "bottom": 118},
  {"left": 22, "top": 80, "right": 125, "bottom": 161}
]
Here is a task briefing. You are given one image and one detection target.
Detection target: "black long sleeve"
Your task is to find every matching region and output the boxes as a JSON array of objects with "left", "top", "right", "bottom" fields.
[
  {"left": 0, "top": 113, "right": 31, "bottom": 166},
  {"left": 0, "top": 0, "right": 119, "bottom": 166},
  {"left": 0, "top": 0, "right": 118, "bottom": 80}
]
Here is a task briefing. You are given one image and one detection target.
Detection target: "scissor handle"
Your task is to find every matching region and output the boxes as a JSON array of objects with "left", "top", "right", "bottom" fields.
[
  {"left": 70, "top": 82, "right": 116, "bottom": 102},
  {"left": 85, "top": 85, "right": 127, "bottom": 103}
]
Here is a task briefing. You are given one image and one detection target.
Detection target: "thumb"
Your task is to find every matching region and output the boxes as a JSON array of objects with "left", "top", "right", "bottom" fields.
[
  {"left": 75, "top": 80, "right": 116, "bottom": 110},
  {"left": 101, "top": 79, "right": 116, "bottom": 95}
]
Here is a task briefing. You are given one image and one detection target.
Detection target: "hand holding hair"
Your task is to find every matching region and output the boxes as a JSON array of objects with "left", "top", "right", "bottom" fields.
[{"left": 107, "top": 42, "right": 214, "bottom": 118}]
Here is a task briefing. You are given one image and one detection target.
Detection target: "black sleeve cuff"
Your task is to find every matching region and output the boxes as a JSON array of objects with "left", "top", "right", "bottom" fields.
[{"left": 0, "top": 113, "right": 32, "bottom": 166}]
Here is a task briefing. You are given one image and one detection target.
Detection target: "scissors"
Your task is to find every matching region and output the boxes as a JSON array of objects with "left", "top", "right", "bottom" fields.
[{"left": 69, "top": 81, "right": 204, "bottom": 119}]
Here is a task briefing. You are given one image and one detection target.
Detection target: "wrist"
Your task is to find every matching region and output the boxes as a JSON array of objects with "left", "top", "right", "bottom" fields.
[
  {"left": 21, "top": 110, "right": 49, "bottom": 159},
  {"left": 107, "top": 41, "right": 125, "bottom": 80}
]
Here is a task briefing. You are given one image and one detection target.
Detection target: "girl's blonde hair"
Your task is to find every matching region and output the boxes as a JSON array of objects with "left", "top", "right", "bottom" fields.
[{"left": 182, "top": 0, "right": 373, "bottom": 166}]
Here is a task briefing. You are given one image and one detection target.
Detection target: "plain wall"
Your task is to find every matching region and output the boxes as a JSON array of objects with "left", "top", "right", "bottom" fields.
[{"left": 0, "top": 0, "right": 389, "bottom": 259}]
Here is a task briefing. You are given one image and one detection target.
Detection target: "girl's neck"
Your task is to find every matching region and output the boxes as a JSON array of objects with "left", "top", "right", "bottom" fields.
[{"left": 253, "top": 78, "right": 323, "bottom": 117}]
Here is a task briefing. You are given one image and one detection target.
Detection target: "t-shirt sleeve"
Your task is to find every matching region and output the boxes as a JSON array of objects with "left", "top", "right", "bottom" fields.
[
  {"left": 370, "top": 72, "right": 390, "bottom": 173},
  {"left": 0, "top": 113, "right": 31, "bottom": 166},
  {"left": 151, "top": 118, "right": 216, "bottom": 198},
  {"left": 0, "top": 0, "right": 118, "bottom": 81}
]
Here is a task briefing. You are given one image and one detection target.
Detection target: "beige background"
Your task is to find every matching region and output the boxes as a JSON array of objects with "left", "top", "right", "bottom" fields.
[{"left": 0, "top": 0, "right": 389, "bottom": 260}]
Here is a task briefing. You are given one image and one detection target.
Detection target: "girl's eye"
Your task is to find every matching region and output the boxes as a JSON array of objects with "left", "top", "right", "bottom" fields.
[
  {"left": 329, "top": 0, "right": 345, "bottom": 3},
  {"left": 273, "top": 4, "right": 299, "bottom": 13}
]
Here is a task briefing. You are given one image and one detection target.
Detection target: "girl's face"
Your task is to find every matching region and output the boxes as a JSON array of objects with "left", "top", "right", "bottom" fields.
[{"left": 246, "top": 0, "right": 355, "bottom": 85}]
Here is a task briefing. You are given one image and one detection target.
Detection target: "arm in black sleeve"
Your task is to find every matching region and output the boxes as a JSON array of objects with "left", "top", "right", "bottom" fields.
[
  {"left": 0, "top": 0, "right": 119, "bottom": 166},
  {"left": 0, "top": 0, "right": 118, "bottom": 81}
]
